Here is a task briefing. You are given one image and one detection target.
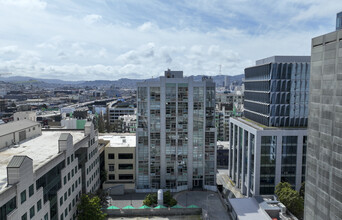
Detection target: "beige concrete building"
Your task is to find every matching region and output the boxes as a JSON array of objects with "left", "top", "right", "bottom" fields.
[
  {"left": 13, "top": 111, "right": 36, "bottom": 122},
  {"left": 0, "top": 120, "right": 42, "bottom": 149},
  {"left": 99, "top": 134, "right": 136, "bottom": 193}
]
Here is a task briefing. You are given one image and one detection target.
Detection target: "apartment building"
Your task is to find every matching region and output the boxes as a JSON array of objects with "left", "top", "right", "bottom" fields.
[
  {"left": 0, "top": 122, "right": 102, "bottom": 220},
  {"left": 100, "top": 135, "right": 136, "bottom": 192},
  {"left": 136, "top": 70, "right": 216, "bottom": 192}
]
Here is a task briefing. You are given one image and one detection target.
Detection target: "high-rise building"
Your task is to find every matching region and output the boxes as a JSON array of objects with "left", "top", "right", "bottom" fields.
[
  {"left": 136, "top": 70, "right": 216, "bottom": 192},
  {"left": 336, "top": 11, "right": 342, "bottom": 30},
  {"left": 225, "top": 76, "right": 230, "bottom": 89},
  {"left": 244, "top": 56, "right": 310, "bottom": 127},
  {"left": 304, "top": 19, "right": 342, "bottom": 220},
  {"left": 229, "top": 56, "right": 310, "bottom": 196}
]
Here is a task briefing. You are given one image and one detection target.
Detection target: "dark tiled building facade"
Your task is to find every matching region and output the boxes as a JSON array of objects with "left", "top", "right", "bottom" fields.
[
  {"left": 304, "top": 28, "right": 342, "bottom": 219},
  {"left": 244, "top": 56, "right": 310, "bottom": 127}
]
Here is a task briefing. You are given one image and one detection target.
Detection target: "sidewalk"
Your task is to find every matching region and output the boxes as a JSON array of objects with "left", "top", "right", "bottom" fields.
[{"left": 217, "top": 170, "right": 244, "bottom": 198}]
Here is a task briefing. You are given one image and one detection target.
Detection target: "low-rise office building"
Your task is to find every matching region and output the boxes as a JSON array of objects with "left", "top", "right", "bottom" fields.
[
  {"left": 0, "top": 120, "right": 41, "bottom": 149},
  {"left": 0, "top": 122, "right": 102, "bottom": 220},
  {"left": 100, "top": 134, "right": 136, "bottom": 193}
]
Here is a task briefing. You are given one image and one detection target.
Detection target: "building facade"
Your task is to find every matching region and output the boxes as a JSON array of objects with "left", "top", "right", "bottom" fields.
[
  {"left": 244, "top": 56, "right": 310, "bottom": 127},
  {"left": 0, "top": 122, "right": 102, "bottom": 220},
  {"left": 136, "top": 70, "right": 217, "bottom": 192},
  {"left": 304, "top": 23, "right": 342, "bottom": 220},
  {"left": 228, "top": 56, "right": 310, "bottom": 197},
  {"left": 229, "top": 117, "right": 307, "bottom": 196},
  {"left": 100, "top": 135, "right": 136, "bottom": 192}
]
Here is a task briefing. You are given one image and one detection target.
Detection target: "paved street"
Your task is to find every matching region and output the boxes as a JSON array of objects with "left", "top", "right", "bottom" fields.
[{"left": 217, "top": 169, "right": 244, "bottom": 198}]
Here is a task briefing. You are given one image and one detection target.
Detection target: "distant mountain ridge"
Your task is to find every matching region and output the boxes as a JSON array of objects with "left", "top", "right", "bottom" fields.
[{"left": 0, "top": 74, "right": 244, "bottom": 88}]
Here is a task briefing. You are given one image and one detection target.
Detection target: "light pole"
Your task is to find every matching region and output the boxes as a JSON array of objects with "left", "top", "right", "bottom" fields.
[{"left": 206, "top": 193, "right": 215, "bottom": 220}]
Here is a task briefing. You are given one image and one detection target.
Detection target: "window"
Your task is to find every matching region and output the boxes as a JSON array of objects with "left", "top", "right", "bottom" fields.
[
  {"left": 119, "top": 174, "right": 133, "bottom": 180},
  {"left": 60, "top": 214, "right": 63, "bottom": 220},
  {"left": 21, "top": 213, "right": 27, "bottom": 220},
  {"left": 69, "top": 203, "right": 71, "bottom": 211},
  {"left": 64, "top": 176, "right": 67, "bottom": 185},
  {"left": 68, "top": 173, "right": 70, "bottom": 181},
  {"left": 108, "top": 154, "right": 114, "bottom": 159},
  {"left": 67, "top": 157, "right": 70, "bottom": 165},
  {"left": 118, "top": 153, "right": 133, "bottom": 159},
  {"left": 60, "top": 197, "right": 63, "bottom": 206},
  {"left": 71, "top": 154, "right": 74, "bottom": 162},
  {"left": 44, "top": 213, "right": 48, "bottom": 220},
  {"left": 72, "top": 170, "right": 74, "bottom": 177},
  {"left": 29, "top": 184, "right": 34, "bottom": 197},
  {"left": 108, "top": 164, "right": 115, "bottom": 171},
  {"left": 21, "top": 190, "right": 26, "bottom": 204},
  {"left": 119, "top": 164, "right": 133, "bottom": 170},
  {"left": 30, "top": 206, "right": 35, "bottom": 218},
  {"left": 37, "top": 200, "right": 42, "bottom": 211},
  {"left": 68, "top": 188, "right": 71, "bottom": 196},
  {"left": 64, "top": 192, "right": 67, "bottom": 201},
  {"left": 65, "top": 208, "right": 68, "bottom": 217},
  {"left": 108, "top": 174, "right": 115, "bottom": 180},
  {"left": 75, "top": 166, "right": 77, "bottom": 173}
]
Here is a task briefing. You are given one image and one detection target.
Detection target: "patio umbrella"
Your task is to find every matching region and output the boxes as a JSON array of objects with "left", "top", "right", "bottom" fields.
[
  {"left": 107, "top": 206, "right": 119, "bottom": 209},
  {"left": 139, "top": 205, "right": 151, "bottom": 209},
  {"left": 187, "top": 205, "right": 200, "bottom": 208},
  {"left": 122, "top": 205, "right": 135, "bottom": 209},
  {"left": 171, "top": 204, "right": 184, "bottom": 208},
  {"left": 154, "top": 205, "right": 167, "bottom": 209}
]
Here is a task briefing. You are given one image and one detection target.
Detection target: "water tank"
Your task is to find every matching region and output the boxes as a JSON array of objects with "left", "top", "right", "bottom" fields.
[{"left": 158, "top": 189, "right": 163, "bottom": 205}]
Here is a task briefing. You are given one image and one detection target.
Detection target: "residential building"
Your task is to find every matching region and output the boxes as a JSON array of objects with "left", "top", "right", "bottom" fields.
[
  {"left": 0, "top": 120, "right": 41, "bottom": 149},
  {"left": 229, "top": 56, "right": 310, "bottom": 196},
  {"left": 136, "top": 70, "right": 217, "bottom": 192},
  {"left": 13, "top": 111, "right": 36, "bottom": 122},
  {"left": 0, "top": 122, "right": 102, "bottom": 220},
  {"left": 304, "top": 19, "right": 342, "bottom": 220},
  {"left": 99, "top": 134, "right": 136, "bottom": 192}
]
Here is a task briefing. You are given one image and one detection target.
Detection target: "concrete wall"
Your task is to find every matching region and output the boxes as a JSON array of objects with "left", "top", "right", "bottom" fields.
[{"left": 0, "top": 124, "right": 41, "bottom": 149}]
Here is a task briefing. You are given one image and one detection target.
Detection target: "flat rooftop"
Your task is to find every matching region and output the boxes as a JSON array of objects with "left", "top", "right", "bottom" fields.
[
  {"left": 99, "top": 134, "right": 136, "bottom": 148},
  {"left": 255, "top": 56, "right": 311, "bottom": 65},
  {"left": 0, "top": 131, "right": 85, "bottom": 192},
  {"left": 229, "top": 198, "right": 269, "bottom": 220},
  {"left": 233, "top": 117, "right": 307, "bottom": 131},
  {"left": 0, "top": 120, "right": 40, "bottom": 137}
]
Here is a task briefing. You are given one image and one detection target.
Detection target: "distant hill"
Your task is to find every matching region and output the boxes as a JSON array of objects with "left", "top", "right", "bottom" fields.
[{"left": 0, "top": 74, "right": 244, "bottom": 88}]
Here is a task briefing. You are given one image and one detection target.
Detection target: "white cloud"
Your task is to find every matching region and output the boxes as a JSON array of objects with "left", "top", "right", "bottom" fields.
[
  {"left": 0, "top": 0, "right": 340, "bottom": 80},
  {"left": 83, "top": 14, "right": 102, "bottom": 25}
]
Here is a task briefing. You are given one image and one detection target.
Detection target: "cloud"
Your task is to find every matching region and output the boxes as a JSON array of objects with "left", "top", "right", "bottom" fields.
[
  {"left": 0, "top": 0, "right": 340, "bottom": 80},
  {"left": 83, "top": 14, "right": 102, "bottom": 25}
]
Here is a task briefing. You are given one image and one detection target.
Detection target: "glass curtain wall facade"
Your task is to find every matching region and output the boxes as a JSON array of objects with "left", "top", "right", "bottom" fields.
[
  {"left": 281, "top": 136, "right": 297, "bottom": 187},
  {"left": 260, "top": 136, "right": 277, "bottom": 195},
  {"left": 244, "top": 60, "right": 310, "bottom": 127},
  {"left": 136, "top": 72, "right": 216, "bottom": 191}
]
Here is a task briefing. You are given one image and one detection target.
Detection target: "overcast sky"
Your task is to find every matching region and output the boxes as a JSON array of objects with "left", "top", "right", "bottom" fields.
[{"left": 0, "top": 0, "right": 340, "bottom": 80}]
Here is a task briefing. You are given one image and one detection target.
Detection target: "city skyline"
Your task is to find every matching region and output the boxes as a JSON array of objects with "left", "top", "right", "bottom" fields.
[{"left": 0, "top": 0, "right": 341, "bottom": 81}]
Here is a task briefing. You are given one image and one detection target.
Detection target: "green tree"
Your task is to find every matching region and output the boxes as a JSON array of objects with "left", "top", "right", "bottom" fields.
[
  {"left": 98, "top": 114, "right": 105, "bottom": 133},
  {"left": 142, "top": 191, "right": 177, "bottom": 207},
  {"left": 77, "top": 194, "right": 106, "bottom": 220},
  {"left": 275, "top": 182, "right": 304, "bottom": 219}
]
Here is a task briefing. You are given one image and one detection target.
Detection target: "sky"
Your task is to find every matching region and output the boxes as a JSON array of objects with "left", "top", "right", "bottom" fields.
[{"left": 0, "top": 0, "right": 341, "bottom": 81}]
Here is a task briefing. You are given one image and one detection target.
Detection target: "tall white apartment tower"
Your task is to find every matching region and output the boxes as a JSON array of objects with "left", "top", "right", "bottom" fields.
[{"left": 136, "top": 70, "right": 217, "bottom": 192}]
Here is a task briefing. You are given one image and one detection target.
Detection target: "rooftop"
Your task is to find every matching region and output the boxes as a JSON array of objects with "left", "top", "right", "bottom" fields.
[
  {"left": 0, "top": 130, "right": 85, "bottom": 192},
  {"left": 234, "top": 117, "right": 307, "bottom": 130},
  {"left": 255, "top": 56, "right": 311, "bottom": 65},
  {"left": 229, "top": 197, "right": 269, "bottom": 220},
  {"left": 0, "top": 120, "right": 40, "bottom": 137},
  {"left": 99, "top": 134, "right": 136, "bottom": 148}
]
